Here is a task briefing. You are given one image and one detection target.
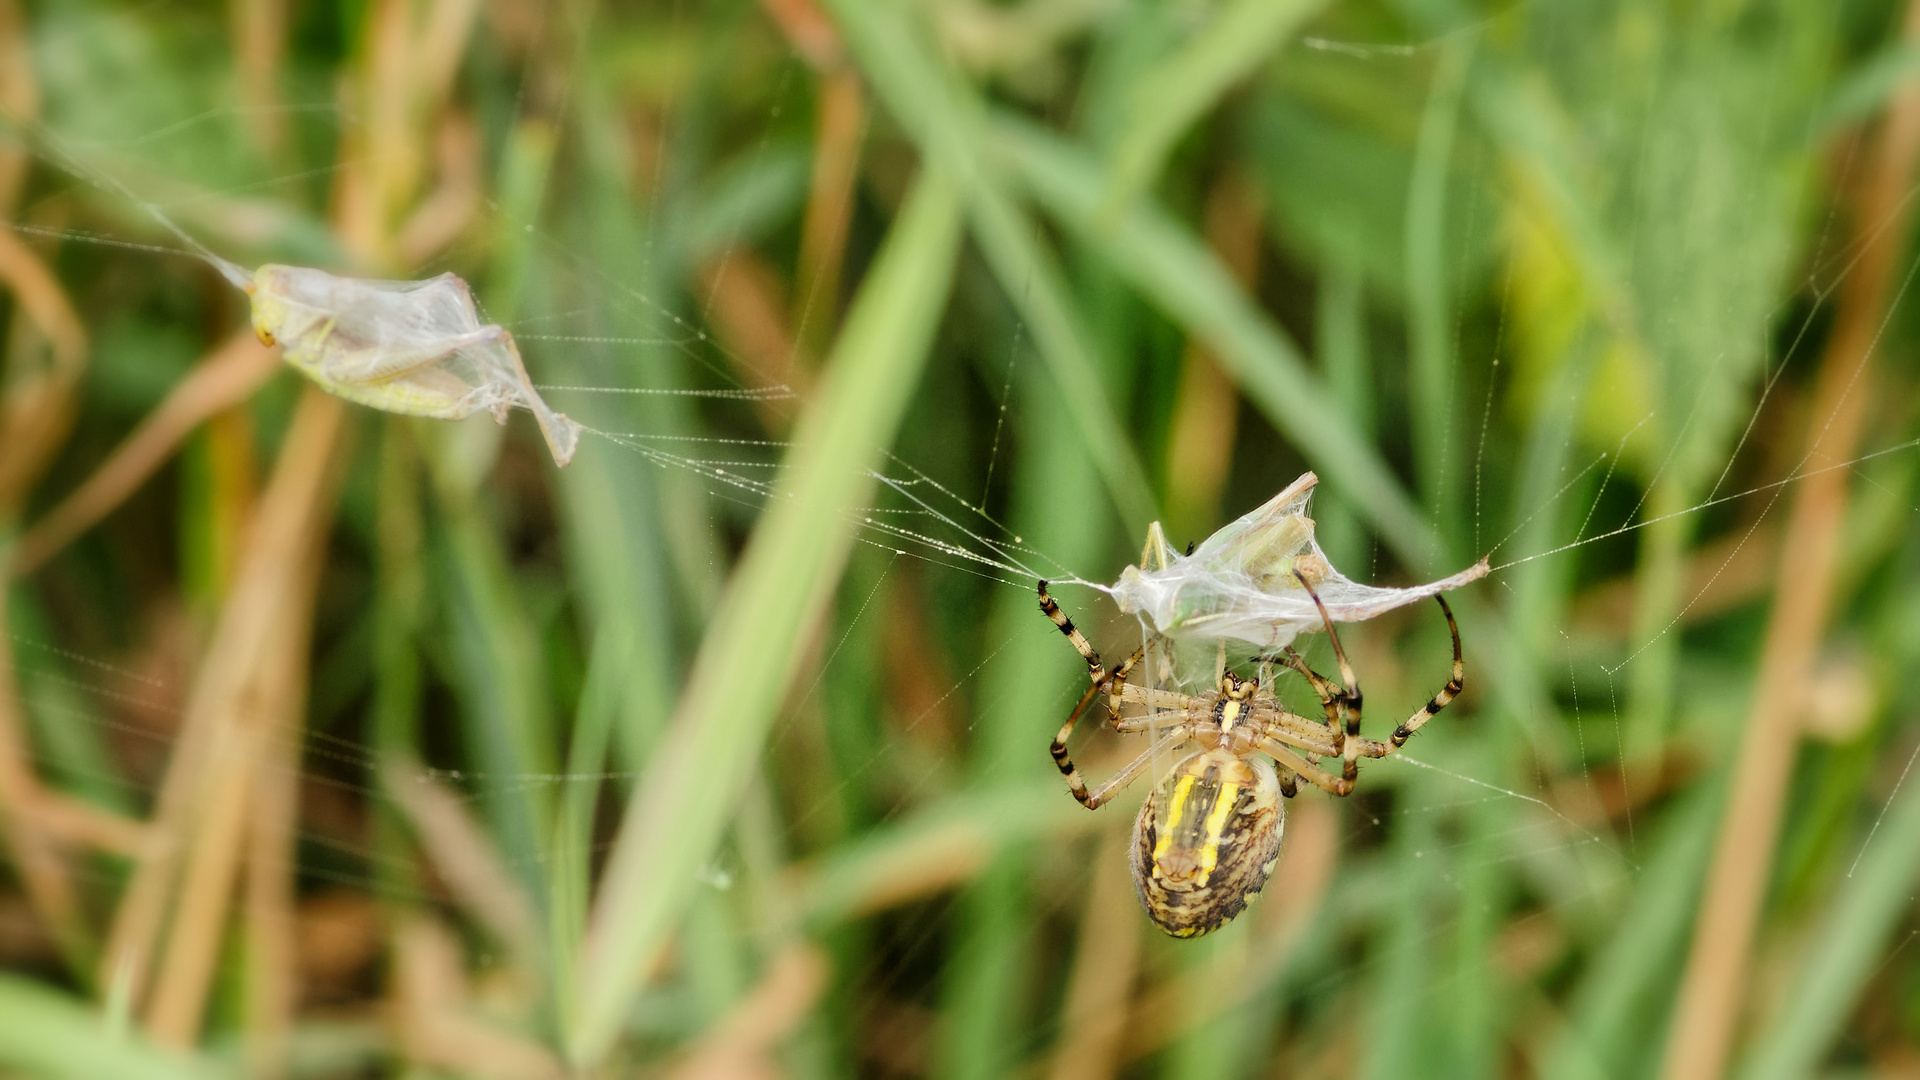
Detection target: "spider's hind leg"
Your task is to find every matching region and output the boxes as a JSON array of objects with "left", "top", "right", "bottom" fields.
[{"left": 1390, "top": 595, "right": 1464, "bottom": 748}]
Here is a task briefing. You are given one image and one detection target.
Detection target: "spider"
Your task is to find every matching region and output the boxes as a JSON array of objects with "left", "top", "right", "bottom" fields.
[{"left": 1037, "top": 572, "right": 1463, "bottom": 938}]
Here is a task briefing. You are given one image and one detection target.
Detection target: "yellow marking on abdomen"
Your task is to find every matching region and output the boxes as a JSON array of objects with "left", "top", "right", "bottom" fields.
[
  {"left": 1197, "top": 782, "right": 1240, "bottom": 875},
  {"left": 1152, "top": 775, "right": 1197, "bottom": 865}
]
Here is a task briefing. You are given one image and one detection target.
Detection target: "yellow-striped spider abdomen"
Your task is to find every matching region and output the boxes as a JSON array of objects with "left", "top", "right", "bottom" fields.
[{"left": 1132, "top": 749, "right": 1284, "bottom": 937}]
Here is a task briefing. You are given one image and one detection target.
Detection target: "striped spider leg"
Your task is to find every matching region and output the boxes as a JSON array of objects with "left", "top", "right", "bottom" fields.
[{"left": 1037, "top": 580, "right": 1153, "bottom": 808}]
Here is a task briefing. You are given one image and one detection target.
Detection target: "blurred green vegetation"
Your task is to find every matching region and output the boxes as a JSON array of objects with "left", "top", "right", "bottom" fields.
[{"left": 2, "top": 0, "right": 1920, "bottom": 1078}]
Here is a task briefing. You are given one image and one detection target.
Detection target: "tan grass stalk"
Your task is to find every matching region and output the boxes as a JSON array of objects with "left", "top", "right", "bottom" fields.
[
  {"left": 1659, "top": 5, "right": 1920, "bottom": 1075},
  {"left": 0, "top": 225, "right": 88, "bottom": 514},
  {"left": 11, "top": 330, "right": 278, "bottom": 577},
  {"left": 0, "top": 600, "right": 89, "bottom": 968},
  {"left": 100, "top": 387, "right": 343, "bottom": 1024},
  {"left": 396, "top": 112, "right": 484, "bottom": 266},
  {"left": 390, "top": 915, "right": 565, "bottom": 1080},
  {"left": 699, "top": 248, "right": 812, "bottom": 429},
  {"left": 241, "top": 539, "right": 324, "bottom": 1077},
  {"left": 0, "top": 69, "right": 94, "bottom": 967},
  {"left": 756, "top": 0, "right": 843, "bottom": 70},
  {"left": 794, "top": 67, "right": 866, "bottom": 351},
  {"left": 662, "top": 943, "right": 830, "bottom": 1080},
  {"left": 141, "top": 387, "right": 341, "bottom": 1047},
  {"left": 1572, "top": 522, "right": 1780, "bottom": 637},
  {"left": 0, "top": 0, "right": 36, "bottom": 214},
  {"left": 21, "top": 788, "right": 153, "bottom": 855},
  {"left": 230, "top": 0, "right": 288, "bottom": 155},
  {"left": 381, "top": 759, "right": 541, "bottom": 969}
]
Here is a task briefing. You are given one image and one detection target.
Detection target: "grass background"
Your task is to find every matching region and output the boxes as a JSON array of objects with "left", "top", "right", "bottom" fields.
[{"left": 2, "top": 0, "right": 1920, "bottom": 1077}]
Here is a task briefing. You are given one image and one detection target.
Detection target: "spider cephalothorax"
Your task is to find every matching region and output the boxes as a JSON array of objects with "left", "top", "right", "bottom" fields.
[{"left": 1038, "top": 572, "right": 1463, "bottom": 937}]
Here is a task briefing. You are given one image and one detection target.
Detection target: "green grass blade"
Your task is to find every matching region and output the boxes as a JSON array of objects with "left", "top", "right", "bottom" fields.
[
  {"left": 1100, "top": 0, "right": 1330, "bottom": 219},
  {"left": 1313, "top": 254, "right": 1372, "bottom": 569},
  {"left": 821, "top": 0, "right": 1158, "bottom": 533},
  {"left": 1405, "top": 37, "right": 1473, "bottom": 539},
  {"left": 936, "top": 361, "right": 1108, "bottom": 1080},
  {"left": 0, "top": 975, "right": 226, "bottom": 1080},
  {"left": 1542, "top": 779, "right": 1721, "bottom": 1080},
  {"left": 430, "top": 498, "right": 559, "bottom": 922},
  {"left": 1360, "top": 786, "right": 1438, "bottom": 1080},
  {"left": 566, "top": 170, "right": 963, "bottom": 1065},
  {"left": 1738, "top": 759, "right": 1920, "bottom": 1080},
  {"left": 989, "top": 116, "right": 1436, "bottom": 568}
]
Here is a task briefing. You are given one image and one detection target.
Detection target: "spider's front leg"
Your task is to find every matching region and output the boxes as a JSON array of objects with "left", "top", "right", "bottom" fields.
[
  {"left": 1038, "top": 579, "right": 1105, "bottom": 683},
  {"left": 1039, "top": 580, "right": 1150, "bottom": 808}
]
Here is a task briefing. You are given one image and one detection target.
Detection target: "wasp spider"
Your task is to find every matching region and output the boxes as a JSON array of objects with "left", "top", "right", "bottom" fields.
[{"left": 1038, "top": 572, "right": 1463, "bottom": 937}]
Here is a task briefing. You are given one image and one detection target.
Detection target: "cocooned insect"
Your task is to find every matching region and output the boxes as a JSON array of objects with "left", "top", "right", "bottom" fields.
[
  {"left": 1106, "top": 472, "right": 1487, "bottom": 651},
  {"left": 247, "top": 263, "right": 582, "bottom": 466}
]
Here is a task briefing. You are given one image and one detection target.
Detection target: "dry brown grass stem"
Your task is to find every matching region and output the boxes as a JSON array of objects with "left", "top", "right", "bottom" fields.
[
  {"left": 663, "top": 943, "right": 831, "bottom": 1080},
  {"left": 10, "top": 330, "right": 279, "bottom": 576},
  {"left": 381, "top": 758, "right": 542, "bottom": 969},
  {"left": 140, "top": 387, "right": 342, "bottom": 1048},
  {"left": 700, "top": 249, "right": 812, "bottom": 429},
  {"left": 143, "top": 720, "right": 263, "bottom": 1044},
  {"left": 20, "top": 787, "right": 153, "bottom": 854},
  {"left": 390, "top": 915, "right": 566, "bottom": 1080},
  {"left": 1045, "top": 821, "right": 1143, "bottom": 1080},
  {"left": 230, "top": 0, "right": 288, "bottom": 155},
  {"left": 796, "top": 795, "right": 1104, "bottom": 924},
  {"left": 97, "top": 386, "right": 343, "bottom": 1031},
  {"left": 1659, "top": 4, "right": 1920, "bottom": 1075},
  {"left": 242, "top": 549, "right": 320, "bottom": 1078},
  {"left": 1572, "top": 521, "right": 1779, "bottom": 636},
  {"left": 0, "top": 56, "right": 94, "bottom": 966},
  {"left": 335, "top": 0, "right": 484, "bottom": 265},
  {"left": 0, "top": 599, "right": 89, "bottom": 969},
  {"left": 0, "top": 224, "right": 89, "bottom": 514},
  {"left": 397, "top": 112, "right": 484, "bottom": 267},
  {"left": 756, "top": 0, "right": 843, "bottom": 70},
  {"left": 0, "top": 0, "right": 36, "bottom": 214},
  {"left": 795, "top": 67, "right": 865, "bottom": 352}
]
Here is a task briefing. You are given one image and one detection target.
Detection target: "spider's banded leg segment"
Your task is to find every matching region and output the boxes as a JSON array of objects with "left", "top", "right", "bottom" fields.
[
  {"left": 1038, "top": 580, "right": 1104, "bottom": 683},
  {"left": 1055, "top": 727, "right": 1188, "bottom": 809},
  {"left": 1277, "top": 768, "right": 1299, "bottom": 798},
  {"left": 1106, "top": 646, "right": 1145, "bottom": 721},
  {"left": 1294, "top": 570, "right": 1364, "bottom": 784},
  {"left": 1050, "top": 683, "right": 1104, "bottom": 806},
  {"left": 1257, "top": 721, "right": 1343, "bottom": 761},
  {"left": 1258, "top": 738, "right": 1353, "bottom": 797},
  {"left": 1391, "top": 595, "right": 1464, "bottom": 748},
  {"left": 1050, "top": 648, "right": 1152, "bottom": 803}
]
